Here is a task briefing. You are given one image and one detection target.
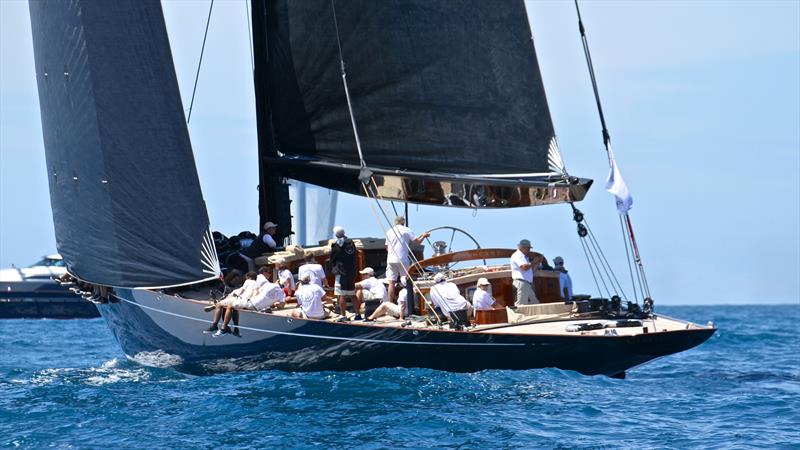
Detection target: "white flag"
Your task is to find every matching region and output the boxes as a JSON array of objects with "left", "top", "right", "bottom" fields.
[{"left": 604, "top": 146, "right": 633, "bottom": 214}]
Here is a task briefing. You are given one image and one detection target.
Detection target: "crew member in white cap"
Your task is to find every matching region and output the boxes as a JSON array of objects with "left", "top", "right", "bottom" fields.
[
  {"left": 472, "top": 278, "right": 500, "bottom": 311},
  {"left": 385, "top": 215, "right": 430, "bottom": 304},
  {"left": 330, "top": 225, "right": 359, "bottom": 321},
  {"left": 429, "top": 273, "right": 473, "bottom": 319},
  {"left": 240, "top": 220, "right": 281, "bottom": 272},
  {"left": 553, "top": 256, "right": 573, "bottom": 302},
  {"left": 510, "top": 239, "right": 540, "bottom": 306},
  {"left": 352, "top": 267, "right": 385, "bottom": 322}
]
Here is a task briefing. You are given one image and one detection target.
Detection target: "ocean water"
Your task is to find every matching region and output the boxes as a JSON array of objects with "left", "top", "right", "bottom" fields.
[{"left": 1, "top": 305, "right": 798, "bottom": 449}]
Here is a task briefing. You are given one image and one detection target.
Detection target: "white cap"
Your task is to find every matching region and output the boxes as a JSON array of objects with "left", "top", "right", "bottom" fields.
[
  {"left": 359, "top": 267, "right": 374, "bottom": 275},
  {"left": 263, "top": 221, "right": 278, "bottom": 230},
  {"left": 554, "top": 256, "right": 564, "bottom": 267},
  {"left": 400, "top": 276, "right": 407, "bottom": 285},
  {"left": 298, "top": 272, "right": 311, "bottom": 282},
  {"left": 477, "top": 277, "right": 491, "bottom": 286},
  {"left": 433, "top": 273, "right": 446, "bottom": 283},
  {"left": 333, "top": 225, "right": 345, "bottom": 235}
]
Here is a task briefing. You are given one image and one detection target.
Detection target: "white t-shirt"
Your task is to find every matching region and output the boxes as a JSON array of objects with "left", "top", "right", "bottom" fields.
[
  {"left": 359, "top": 276, "right": 387, "bottom": 301},
  {"left": 510, "top": 250, "right": 533, "bottom": 283},
  {"left": 429, "top": 282, "right": 468, "bottom": 313},
  {"left": 233, "top": 278, "right": 258, "bottom": 300},
  {"left": 397, "top": 288, "right": 408, "bottom": 307},
  {"left": 278, "top": 269, "right": 295, "bottom": 290},
  {"left": 385, "top": 225, "right": 415, "bottom": 264},
  {"left": 250, "top": 281, "right": 285, "bottom": 310},
  {"left": 262, "top": 233, "right": 277, "bottom": 249},
  {"left": 295, "top": 284, "right": 326, "bottom": 319},
  {"left": 472, "top": 288, "right": 496, "bottom": 310},
  {"left": 256, "top": 273, "right": 269, "bottom": 287},
  {"left": 298, "top": 263, "right": 326, "bottom": 288}
]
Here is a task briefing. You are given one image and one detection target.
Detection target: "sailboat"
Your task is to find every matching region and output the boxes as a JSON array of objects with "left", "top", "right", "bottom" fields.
[{"left": 28, "top": 0, "right": 714, "bottom": 377}]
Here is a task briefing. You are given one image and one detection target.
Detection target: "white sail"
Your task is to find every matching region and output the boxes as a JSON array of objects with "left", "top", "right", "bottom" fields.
[{"left": 289, "top": 181, "right": 338, "bottom": 246}]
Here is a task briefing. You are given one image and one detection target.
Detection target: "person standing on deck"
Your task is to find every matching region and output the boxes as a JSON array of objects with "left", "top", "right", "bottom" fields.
[
  {"left": 298, "top": 253, "right": 327, "bottom": 289},
  {"left": 510, "top": 239, "right": 540, "bottom": 306},
  {"left": 385, "top": 215, "right": 429, "bottom": 304},
  {"left": 330, "top": 226, "right": 359, "bottom": 322},
  {"left": 553, "top": 256, "right": 573, "bottom": 302}
]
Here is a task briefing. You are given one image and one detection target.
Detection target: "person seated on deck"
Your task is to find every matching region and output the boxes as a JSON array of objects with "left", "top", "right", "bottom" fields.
[
  {"left": 429, "top": 273, "right": 474, "bottom": 323},
  {"left": 249, "top": 272, "right": 286, "bottom": 311},
  {"left": 292, "top": 272, "right": 330, "bottom": 320},
  {"left": 472, "top": 277, "right": 501, "bottom": 311},
  {"left": 351, "top": 267, "right": 385, "bottom": 322},
  {"left": 239, "top": 221, "right": 282, "bottom": 272},
  {"left": 364, "top": 277, "right": 407, "bottom": 323},
  {"left": 204, "top": 271, "right": 258, "bottom": 336},
  {"left": 275, "top": 261, "right": 295, "bottom": 296},
  {"left": 553, "top": 256, "right": 573, "bottom": 302},
  {"left": 298, "top": 253, "right": 327, "bottom": 289}
]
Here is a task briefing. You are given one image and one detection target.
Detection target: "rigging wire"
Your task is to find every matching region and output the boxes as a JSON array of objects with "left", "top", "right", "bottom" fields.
[
  {"left": 244, "top": 0, "right": 254, "bottom": 72},
  {"left": 187, "top": 0, "right": 215, "bottom": 124},
  {"left": 619, "top": 215, "right": 639, "bottom": 302},
  {"left": 579, "top": 238, "right": 603, "bottom": 297},
  {"left": 584, "top": 218, "right": 628, "bottom": 300}
]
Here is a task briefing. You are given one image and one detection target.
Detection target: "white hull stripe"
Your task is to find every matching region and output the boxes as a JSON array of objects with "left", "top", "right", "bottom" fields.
[{"left": 114, "top": 295, "right": 525, "bottom": 347}]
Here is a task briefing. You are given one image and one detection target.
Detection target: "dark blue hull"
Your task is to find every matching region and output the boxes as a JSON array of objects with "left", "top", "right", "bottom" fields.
[{"left": 99, "top": 289, "right": 714, "bottom": 376}]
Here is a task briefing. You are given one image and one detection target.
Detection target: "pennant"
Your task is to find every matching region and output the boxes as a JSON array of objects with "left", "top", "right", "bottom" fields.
[{"left": 604, "top": 146, "right": 633, "bottom": 214}]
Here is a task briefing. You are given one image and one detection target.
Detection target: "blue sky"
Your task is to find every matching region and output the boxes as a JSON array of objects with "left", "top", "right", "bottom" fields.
[{"left": 1, "top": 0, "right": 798, "bottom": 305}]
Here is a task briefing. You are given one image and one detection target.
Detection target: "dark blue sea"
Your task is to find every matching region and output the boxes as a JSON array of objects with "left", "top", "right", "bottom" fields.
[{"left": 1, "top": 305, "right": 798, "bottom": 449}]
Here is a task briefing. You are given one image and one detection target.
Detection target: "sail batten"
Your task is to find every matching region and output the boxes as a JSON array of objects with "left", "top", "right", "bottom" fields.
[{"left": 260, "top": 0, "right": 561, "bottom": 182}]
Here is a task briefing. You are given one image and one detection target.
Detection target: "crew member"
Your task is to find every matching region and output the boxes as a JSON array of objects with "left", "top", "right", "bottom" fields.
[
  {"left": 385, "top": 215, "right": 429, "bottom": 303},
  {"left": 510, "top": 239, "right": 540, "bottom": 306},
  {"left": 553, "top": 256, "right": 573, "bottom": 302},
  {"left": 330, "top": 226, "right": 359, "bottom": 322},
  {"left": 298, "top": 253, "right": 327, "bottom": 288},
  {"left": 292, "top": 272, "right": 330, "bottom": 320},
  {"left": 429, "top": 273, "right": 473, "bottom": 319},
  {"left": 472, "top": 278, "right": 500, "bottom": 310}
]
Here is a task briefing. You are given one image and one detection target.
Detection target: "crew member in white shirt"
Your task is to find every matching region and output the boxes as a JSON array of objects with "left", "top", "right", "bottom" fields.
[
  {"left": 351, "top": 267, "right": 385, "bottom": 322},
  {"left": 472, "top": 278, "right": 500, "bottom": 310},
  {"left": 275, "top": 261, "right": 295, "bottom": 296},
  {"left": 510, "top": 239, "right": 540, "bottom": 306},
  {"left": 553, "top": 256, "right": 573, "bottom": 302},
  {"left": 292, "top": 272, "right": 330, "bottom": 320},
  {"left": 298, "top": 253, "right": 327, "bottom": 289},
  {"left": 429, "top": 273, "right": 473, "bottom": 319},
  {"left": 364, "top": 276, "right": 408, "bottom": 322},
  {"left": 385, "top": 215, "right": 430, "bottom": 304},
  {"left": 205, "top": 271, "right": 259, "bottom": 336}
]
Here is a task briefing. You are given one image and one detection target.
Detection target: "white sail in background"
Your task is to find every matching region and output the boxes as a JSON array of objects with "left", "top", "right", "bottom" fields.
[
  {"left": 289, "top": 181, "right": 338, "bottom": 246},
  {"left": 604, "top": 145, "right": 633, "bottom": 215}
]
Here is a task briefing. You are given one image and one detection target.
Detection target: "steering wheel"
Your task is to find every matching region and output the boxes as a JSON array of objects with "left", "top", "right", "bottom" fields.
[{"left": 423, "top": 226, "right": 483, "bottom": 270}]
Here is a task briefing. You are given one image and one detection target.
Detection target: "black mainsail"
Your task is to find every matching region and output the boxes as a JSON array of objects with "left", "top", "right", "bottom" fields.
[
  {"left": 29, "top": 0, "right": 219, "bottom": 288},
  {"left": 252, "top": 0, "right": 592, "bottom": 209}
]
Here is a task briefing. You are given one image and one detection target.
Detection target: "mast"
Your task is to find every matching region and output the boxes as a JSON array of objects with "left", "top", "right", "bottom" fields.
[{"left": 251, "top": 0, "right": 292, "bottom": 244}]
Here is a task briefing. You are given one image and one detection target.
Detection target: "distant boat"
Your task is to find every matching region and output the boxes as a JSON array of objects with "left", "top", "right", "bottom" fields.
[
  {"left": 0, "top": 255, "right": 99, "bottom": 319},
  {"left": 28, "top": 0, "right": 713, "bottom": 376}
]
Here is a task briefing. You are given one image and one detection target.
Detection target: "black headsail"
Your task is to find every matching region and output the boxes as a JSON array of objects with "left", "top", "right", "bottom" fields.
[
  {"left": 29, "top": 0, "right": 220, "bottom": 288},
  {"left": 253, "top": 0, "right": 592, "bottom": 208}
]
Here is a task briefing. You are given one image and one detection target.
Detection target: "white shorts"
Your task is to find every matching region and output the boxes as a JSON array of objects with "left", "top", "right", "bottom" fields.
[
  {"left": 383, "top": 301, "right": 402, "bottom": 318},
  {"left": 218, "top": 296, "right": 250, "bottom": 309},
  {"left": 385, "top": 260, "right": 408, "bottom": 281},
  {"left": 334, "top": 274, "right": 356, "bottom": 296},
  {"left": 363, "top": 291, "right": 383, "bottom": 301}
]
